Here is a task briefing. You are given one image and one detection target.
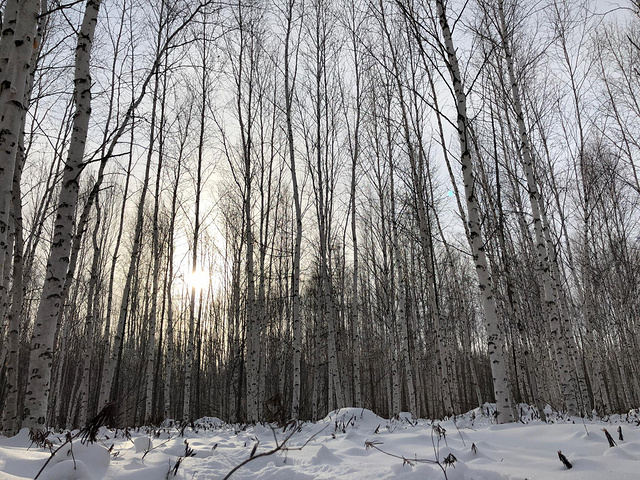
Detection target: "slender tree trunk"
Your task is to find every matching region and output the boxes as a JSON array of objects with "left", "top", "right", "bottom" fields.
[
  {"left": 242, "top": 121, "right": 258, "bottom": 423},
  {"left": 24, "top": 0, "right": 101, "bottom": 430},
  {"left": 0, "top": 0, "right": 47, "bottom": 432},
  {"left": 109, "top": 104, "right": 152, "bottom": 409},
  {"left": 347, "top": 3, "right": 362, "bottom": 407},
  {"left": 0, "top": 1, "right": 20, "bottom": 87},
  {"left": 78, "top": 195, "right": 102, "bottom": 425},
  {"left": 144, "top": 5, "right": 170, "bottom": 420},
  {"left": 184, "top": 32, "right": 209, "bottom": 422},
  {"left": 0, "top": 0, "right": 39, "bottom": 298},
  {"left": 387, "top": 151, "right": 415, "bottom": 416},
  {"left": 435, "top": 0, "right": 515, "bottom": 423},
  {"left": 145, "top": 73, "right": 164, "bottom": 423},
  {"left": 163, "top": 151, "right": 183, "bottom": 422},
  {"left": 1, "top": 146, "right": 24, "bottom": 436},
  {"left": 311, "top": 0, "right": 343, "bottom": 411},
  {"left": 496, "top": 0, "right": 577, "bottom": 416},
  {"left": 284, "top": 0, "right": 304, "bottom": 420}
]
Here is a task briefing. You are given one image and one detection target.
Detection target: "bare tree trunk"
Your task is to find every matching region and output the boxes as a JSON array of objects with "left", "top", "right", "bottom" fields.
[
  {"left": 0, "top": 229, "right": 14, "bottom": 352},
  {"left": 24, "top": 0, "right": 101, "bottom": 430},
  {"left": 0, "top": 0, "right": 47, "bottom": 433},
  {"left": 242, "top": 116, "right": 259, "bottom": 423},
  {"left": 109, "top": 106, "right": 150, "bottom": 411},
  {"left": 1, "top": 146, "right": 24, "bottom": 436},
  {"left": 495, "top": 0, "right": 577, "bottom": 416},
  {"left": 144, "top": 4, "right": 171, "bottom": 421},
  {"left": 284, "top": 0, "right": 304, "bottom": 420},
  {"left": 163, "top": 122, "right": 186, "bottom": 421},
  {"left": 345, "top": 0, "right": 363, "bottom": 407},
  {"left": 311, "top": 0, "right": 344, "bottom": 412},
  {"left": 0, "top": 0, "right": 39, "bottom": 312},
  {"left": 388, "top": 149, "right": 415, "bottom": 416},
  {"left": 0, "top": 1, "right": 20, "bottom": 87},
  {"left": 78, "top": 195, "right": 102, "bottom": 424},
  {"left": 144, "top": 73, "right": 164, "bottom": 423},
  {"left": 97, "top": 160, "right": 132, "bottom": 409},
  {"left": 435, "top": 0, "right": 515, "bottom": 423}
]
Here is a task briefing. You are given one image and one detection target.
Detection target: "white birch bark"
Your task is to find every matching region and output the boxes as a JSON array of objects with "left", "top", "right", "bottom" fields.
[
  {"left": 229, "top": 248, "right": 244, "bottom": 422},
  {"left": 321, "top": 89, "right": 344, "bottom": 414},
  {"left": 0, "top": 0, "right": 19, "bottom": 86},
  {"left": 496, "top": 0, "right": 577, "bottom": 415},
  {"left": 232, "top": 7, "right": 260, "bottom": 422},
  {"left": 581, "top": 231, "right": 609, "bottom": 414},
  {"left": 78, "top": 197, "right": 102, "bottom": 425},
  {"left": 144, "top": 10, "right": 169, "bottom": 419},
  {"left": 0, "top": 214, "right": 13, "bottom": 353},
  {"left": 163, "top": 124, "right": 186, "bottom": 421},
  {"left": 283, "top": 0, "right": 304, "bottom": 420},
  {"left": 0, "top": 0, "right": 39, "bottom": 311},
  {"left": 324, "top": 257, "right": 343, "bottom": 410},
  {"left": 350, "top": 157, "right": 362, "bottom": 409},
  {"left": 435, "top": 0, "right": 515, "bottom": 423},
  {"left": 24, "top": 0, "right": 101, "bottom": 430},
  {"left": 184, "top": 64, "right": 207, "bottom": 423},
  {"left": 376, "top": 80, "right": 398, "bottom": 417},
  {"left": 1, "top": 144, "right": 24, "bottom": 436},
  {"left": 163, "top": 219, "right": 176, "bottom": 421},
  {"left": 346, "top": 2, "right": 363, "bottom": 407},
  {"left": 311, "top": 311, "right": 321, "bottom": 420},
  {"left": 388, "top": 154, "right": 415, "bottom": 416},
  {"left": 256, "top": 75, "right": 273, "bottom": 424},
  {"left": 144, "top": 88, "right": 162, "bottom": 423},
  {"left": 389, "top": 302, "right": 400, "bottom": 416},
  {"left": 243, "top": 144, "right": 258, "bottom": 423},
  {"left": 183, "top": 289, "right": 196, "bottom": 422},
  {"left": 541, "top": 204, "right": 590, "bottom": 412}
]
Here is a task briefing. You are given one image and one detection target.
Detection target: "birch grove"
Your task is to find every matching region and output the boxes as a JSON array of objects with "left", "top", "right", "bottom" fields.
[{"left": 1, "top": 0, "right": 640, "bottom": 434}]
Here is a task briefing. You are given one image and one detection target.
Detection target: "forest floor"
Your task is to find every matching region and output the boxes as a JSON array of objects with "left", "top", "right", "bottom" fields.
[{"left": 1, "top": 405, "right": 639, "bottom": 479}]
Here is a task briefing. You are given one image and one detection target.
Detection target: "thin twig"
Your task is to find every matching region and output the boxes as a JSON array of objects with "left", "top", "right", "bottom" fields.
[
  {"left": 222, "top": 422, "right": 329, "bottom": 480},
  {"left": 33, "top": 438, "right": 71, "bottom": 480},
  {"left": 364, "top": 440, "right": 439, "bottom": 464}
]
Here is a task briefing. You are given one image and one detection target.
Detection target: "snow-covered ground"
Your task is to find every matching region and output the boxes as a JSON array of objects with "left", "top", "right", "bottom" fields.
[{"left": 1, "top": 406, "right": 639, "bottom": 479}]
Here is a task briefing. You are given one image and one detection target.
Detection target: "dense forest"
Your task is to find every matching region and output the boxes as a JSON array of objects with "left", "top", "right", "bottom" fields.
[{"left": 0, "top": 0, "right": 639, "bottom": 436}]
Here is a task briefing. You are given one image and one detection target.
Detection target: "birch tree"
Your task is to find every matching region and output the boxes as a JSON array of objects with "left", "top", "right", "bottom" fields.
[
  {"left": 342, "top": 0, "right": 364, "bottom": 408},
  {"left": 24, "top": 0, "right": 101, "bottom": 431},
  {"left": 0, "top": 0, "right": 47, "bottom": 435},
  {"left": 282, "top": 0, "right": 305, "bottom": 420},
  {"left": 184, "top": 15, "right": 213, "bottom": 422},
  {"left": 163, "top": 103, "right": 190, "bottom": 421},
  {"left": 470, "top": 0, "right": 579, "bottom": 416},
  {"left": 305, "top": 0, "right": 345, "bottom": 413},
  {"left": 434, "top": 0, "right": 515, "bottom": 423},
  {"left": 0, "top": 0, "right": 40, "bottom": 319}
]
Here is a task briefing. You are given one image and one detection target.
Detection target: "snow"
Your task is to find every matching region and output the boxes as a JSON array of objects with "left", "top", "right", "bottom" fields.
[
  {"left": 133, "top": 436, "right": 153, "bottom": 453},
  {"left": 1, "top": 406, "right": 639, "bottom": 479}
]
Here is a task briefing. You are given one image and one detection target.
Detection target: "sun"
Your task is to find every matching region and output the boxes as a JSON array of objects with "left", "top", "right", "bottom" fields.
[{"left": 186, "top": 267, "right": 211, "bottom": 292}]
